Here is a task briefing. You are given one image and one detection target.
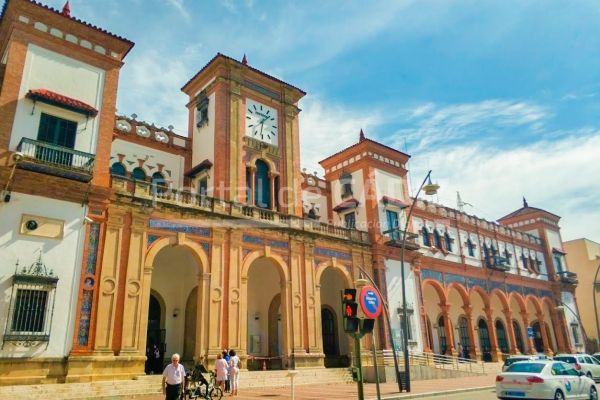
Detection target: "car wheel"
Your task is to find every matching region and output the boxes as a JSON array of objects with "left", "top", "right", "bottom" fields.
[
  {"left": 591, "top": 386, "right": 598, "bottom": 400},
  {"left": 554, "top": 390, "right": 565, "bottom": 400}
]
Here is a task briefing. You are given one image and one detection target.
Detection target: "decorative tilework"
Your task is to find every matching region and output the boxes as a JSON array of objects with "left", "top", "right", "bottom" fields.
[
  {"left": 77, "top": 290, "right": 93, "bottom": 346},
  {"left": 147, "top": 235, "right": 160, "bottom": 246},
  {"left": 421, "top": 269, "right": 443, "bottom": 282},
  {"left": 85, "top": 223, "right": 100, "bottom": 275},
  {"left": 523, "top": 287, "right": 538, "bottom": 297},
  {"left": 540, "top": 290, "right": 553, "bottom": 298},
  {"left": 444, "top": 273, "right": 465, "bottom": 286},
  {"left": 243, "top": 234, "right": 264, "bottom": 245},
  {"left": 314, "top": 247, "right": 352, "bottom": 260},
  {"left": 201, "top": 242, "right": 210, "bottom": 253},
  {"left": 270, "top": 240, "right": 289, "bottom": 249},
  {"left": 242, "top": 235, "right": 290, "bottom": 249},
  {"left": 489, "top": 281, "right": 505, "bottom": 292},
  {"left": 507, "top": 284, "right": 523, "bottom": 295},
  {"left": 149, "top": 219, "right": 210, "bottom": 236},
  {"left": 467, "top": 278, "right": 488, "bottom": 290}
]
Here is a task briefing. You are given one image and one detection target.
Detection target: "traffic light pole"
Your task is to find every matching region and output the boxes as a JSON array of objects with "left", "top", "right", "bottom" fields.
[{"left": 354, "top": 334, "right": 365, "bottom": 400}]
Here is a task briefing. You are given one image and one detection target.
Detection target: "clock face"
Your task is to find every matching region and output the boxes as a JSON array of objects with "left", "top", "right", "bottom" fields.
[{"left": 245, "top": 98, "right": 278, "bottom": 145}]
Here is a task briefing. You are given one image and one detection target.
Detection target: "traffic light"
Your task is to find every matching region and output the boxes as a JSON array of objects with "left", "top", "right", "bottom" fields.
[
  {"left": 342, "top": 288, "right": 359, "bottom": 333},
  {"left": 360, "top": 318, "right": 375, "bottom": 334}
]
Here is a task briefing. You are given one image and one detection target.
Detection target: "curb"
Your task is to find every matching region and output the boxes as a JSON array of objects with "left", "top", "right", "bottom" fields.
[{"left": 376, "top": 385, "right": 495, "bottom": 399}]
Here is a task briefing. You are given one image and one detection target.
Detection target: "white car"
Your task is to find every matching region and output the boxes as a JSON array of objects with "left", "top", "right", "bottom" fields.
[
  {"left": 496, "top": 360, "right": 597, "bottom": 400},
  {"left": 554, "top": 354, "right": 600, "bottom": 383}
]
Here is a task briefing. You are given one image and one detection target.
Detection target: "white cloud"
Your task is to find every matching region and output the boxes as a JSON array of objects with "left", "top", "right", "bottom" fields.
[
  {"left": 408, "top": 133, "right": 600, "bottom": 242},
  {"left": 165, "top": 0, "right": 191, "bottom": 22}
]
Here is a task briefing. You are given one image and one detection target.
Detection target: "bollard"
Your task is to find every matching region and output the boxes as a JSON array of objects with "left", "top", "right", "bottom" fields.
[{"left": 262, "top": 360, "right": 267, "bottom": 371}]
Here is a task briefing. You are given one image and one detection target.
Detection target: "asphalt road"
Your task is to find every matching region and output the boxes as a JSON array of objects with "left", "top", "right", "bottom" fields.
[{"left": 416, "top": 388, "right": 497, "bottom": 400}]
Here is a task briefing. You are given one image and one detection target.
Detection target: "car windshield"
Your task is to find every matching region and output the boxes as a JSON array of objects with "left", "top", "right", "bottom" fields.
[
  {"left": 554, "top": 356, "right": 577, "bottom": 364},
  {"left": 507, "top": 363, "right": 546, "bottom": 373},
  {"left": 505, "top": 358, "right": 529, "bottom": 366}
]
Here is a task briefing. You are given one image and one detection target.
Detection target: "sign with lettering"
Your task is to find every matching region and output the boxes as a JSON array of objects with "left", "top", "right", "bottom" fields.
[{"left": 359, "top": 286, "right": 382, "bottom": 319}]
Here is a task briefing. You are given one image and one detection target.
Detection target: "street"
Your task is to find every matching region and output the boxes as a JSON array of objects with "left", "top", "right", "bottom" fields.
[{"left": 413, "top": 388, "right": 497, "bottom": 400}]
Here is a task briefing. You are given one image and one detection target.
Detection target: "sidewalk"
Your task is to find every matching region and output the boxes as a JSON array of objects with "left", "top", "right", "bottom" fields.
[{"left": 139, "top": 374, "right": 496, "bottom": 399}]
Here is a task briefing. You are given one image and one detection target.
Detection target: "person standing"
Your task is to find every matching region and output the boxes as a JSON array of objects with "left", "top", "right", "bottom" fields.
[
  {"left": 215, "top": 353, "right": 229, "bottom": 392},
  {"left": 228, "top": 349, "right": 240, "bottom": 396},
  {"left": 162, "top": 353, "right": 186, "bottom": 400},
  {"left": 222, "top": 350, "right": 231, "bottom": 393}
]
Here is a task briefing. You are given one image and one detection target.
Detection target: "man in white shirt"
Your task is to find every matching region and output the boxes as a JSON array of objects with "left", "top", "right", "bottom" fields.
[{"left": 162, "top": 353, "right": 186, "bottom": 400}]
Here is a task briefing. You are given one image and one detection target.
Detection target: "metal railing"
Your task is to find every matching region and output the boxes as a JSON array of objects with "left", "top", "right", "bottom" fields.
[
  {"left": 17, "top": 137, "right": 95, "bottom": 173},
  {"left": 111, "top": 176, "right": 371, "bottom": 244},
  {"left": 380, "top": 350, "right": 488, "bottom": 375}
]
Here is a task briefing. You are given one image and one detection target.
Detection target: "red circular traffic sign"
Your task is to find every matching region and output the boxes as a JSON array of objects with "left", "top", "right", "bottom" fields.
[{"left": 359, "top": 285, "right": 382, "bottom": 319}]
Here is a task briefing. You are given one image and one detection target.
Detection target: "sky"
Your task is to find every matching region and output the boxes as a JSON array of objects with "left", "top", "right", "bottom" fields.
[{"left": 44, "top": 0, "right": 600, "bottom": 243}]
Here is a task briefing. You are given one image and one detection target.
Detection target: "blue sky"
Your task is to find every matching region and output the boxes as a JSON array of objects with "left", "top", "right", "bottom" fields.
[{"left": 46, "top": 0, "right": 600, "bottom": 242}]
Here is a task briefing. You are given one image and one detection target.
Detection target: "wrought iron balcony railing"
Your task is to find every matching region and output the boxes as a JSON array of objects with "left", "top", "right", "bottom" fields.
[
  {"left": 558, "top": 271, "right": 578, "bottom": 284},
  {"left": 16, "top": 138, "right": 95, "bottom": 182},
  {"left": 111, "top": 176, "right": 371, "bottom": 244},
  {"left": 382, "top": 228, "right": 420, "bottom": 250},
  {"left": 486, "top": 255, "right": 511, "bottom": 272}
]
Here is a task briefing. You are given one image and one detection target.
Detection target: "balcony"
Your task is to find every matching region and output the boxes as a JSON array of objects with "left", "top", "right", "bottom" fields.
[
  {"left": 558, "top": 271, "right": 578, "bottom": 284},
  {"left": 382, "top": 229, "right": 420, "bottom": 251},
  {"left": 16, "top": 138, "right": 95, "bottom": 182},
  {"left": 111, "top": 176, "right": 370, "bottom": 244},
  {"left": 487, "top": 255, "right": 511, "bottom": 272}
]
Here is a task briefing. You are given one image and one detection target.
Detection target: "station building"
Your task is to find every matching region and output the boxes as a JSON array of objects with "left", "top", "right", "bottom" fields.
[{"left": 0, "top": 0, "right": 583, "bottom": 385}]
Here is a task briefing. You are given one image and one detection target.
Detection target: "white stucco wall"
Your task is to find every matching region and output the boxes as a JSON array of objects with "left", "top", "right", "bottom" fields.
[
  {"left": 111, "top": 139, "right": 186, "bottom": 188},
  {"left": 0, "top": 193, "right": 87, "bottom": 358},
  {"left": 384, "top": 259, "right": 422, "bottom": 352},
  {"left": 329, "top": 169, "right": 366, "bottom": 230},
  {"left": 301, "top": 189, "right": 328, "bottom": 222},
  {"left": 9, "top": 44, "right": 105, "bottom": 154},
  {"left": 374, "top": 168, "right": 406, "bottom": 236}
]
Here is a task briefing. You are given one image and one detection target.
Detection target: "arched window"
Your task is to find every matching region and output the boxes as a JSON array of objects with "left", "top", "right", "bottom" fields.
[
  {"left": 466, "top": 238, "right": 476, "bottom": 257},
  {"left": 433, "top": 230, "right": 443, "bottom": 249},
  {"left": 478, "top": 318, "right": 491, "bottom": 361},
  {"left": 422, "top": 227, "right": 430, "bottom": 247},
  {"left": 132, "top": 167, "right": 146, "bottom": 181},
  {"left": 457, "top": 316, "right": 470, "bottom": 359},
  {"left": 340, "top": 172, "right": 353, "bottom": 198},
  {"left": 444, "top": 232, "right": 453, "bottom": 252},
  {"left": 495, "top": 320, "right": 510, "bottom": 354},
  {"left": 152, "top": 172, "right": 166, "bottom": 193},
  {"left": 110, "top": 162, "right": 126, "bottom": 176},
  {"left": 254, "top": 159, "right": 271, "bottom": 209},
  {"left": 512, "top": 320, "right": 525, "bottom": 354},
  {"left": 437, "top": 315, "right": 447, "bottom": 355}
]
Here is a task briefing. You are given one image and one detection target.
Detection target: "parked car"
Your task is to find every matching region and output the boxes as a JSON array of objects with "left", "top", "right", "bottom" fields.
[
  {"left": 593, "top": 353, "right": 600, "bottom": 363},
  {"left": 553, "top": 354, "right": 600, "bottom": 383},
  {"left": 503, "top": 355, "right": 552, "bottom": 372},
  {"left": 496, "top": 360, "right": 597, "bottom": 399}
]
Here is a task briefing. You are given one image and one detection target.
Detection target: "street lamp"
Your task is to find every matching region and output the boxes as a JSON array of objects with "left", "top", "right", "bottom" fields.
[
  {"left": 593, "top": 257, "right": 600, "bottom": 350},
  {"left": 555, "top": 298, "right": 589, "bottom": 353},
  {"left": 384, "top": 170, "right": 439, "bottom": 392}
]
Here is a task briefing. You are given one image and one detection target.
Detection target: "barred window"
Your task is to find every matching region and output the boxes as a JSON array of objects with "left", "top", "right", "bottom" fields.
[{"left": 3, "top": 255, "right": 58, "bottom": 344}]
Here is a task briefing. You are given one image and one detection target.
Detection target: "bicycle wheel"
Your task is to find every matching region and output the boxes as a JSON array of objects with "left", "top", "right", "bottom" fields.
[{"left": 209, "top": 386, "right": 223, "bottom": 400}]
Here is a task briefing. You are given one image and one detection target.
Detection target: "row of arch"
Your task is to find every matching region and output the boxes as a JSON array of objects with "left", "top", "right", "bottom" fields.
[
  {"left": 421, "top": 279, "right": 567, "bottom": 361},
  {"left": 111, "top": 162, "right": 167, "bottom": 185}
]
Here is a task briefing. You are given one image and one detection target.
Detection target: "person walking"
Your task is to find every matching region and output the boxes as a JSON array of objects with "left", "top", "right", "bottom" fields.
[
  {"left": 228, "top": 349, "right": 240, "bottom": 396},
  {"left": 215, "top": 353, "right": 229, "bottom": 392},
  {"left": 162, "top": 353, "right": 186, "bottom": 400}
]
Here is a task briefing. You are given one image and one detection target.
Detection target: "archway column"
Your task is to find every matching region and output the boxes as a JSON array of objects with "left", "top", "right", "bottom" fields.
[
  {"left": 549, "top": 309, "right": 566, "bottom": 353},
  {"left": 520, "top": 312, "right": 536, "bottom": 355},
  {"left": 441, "top": 304, "right": 457, "bottom": 356},
  {"left": 268, "top": 172, "right": 277, "bottom": 211},
  {"left": 248, "top": 166, "right": 256, "bottom": 205},
  {"left": 485, "top": 308, "right": 502, "bottom": 362},
  {"left": 536, "top": 313, "right": 553, "bottom": 356},
  {"left": 304, "top": 243, "right": 321, "bottom": 356},
  {"left": 420, "top": 307, "right": 432, "bottom": 353},
  {"left": 289, "top": 240, "right": 306, "bottom": 359},
  {"left": 462, "top": 305, "right": 479, "bottom": 360},
  {"left": 194, "top": 272, "right": 210, "bottom": 363},
  {"left": 502, "top": 309, "right": 518, "bottom": 355}
]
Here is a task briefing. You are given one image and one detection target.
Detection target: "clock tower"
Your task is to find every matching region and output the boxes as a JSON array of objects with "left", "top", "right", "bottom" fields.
[{"left": 181, "top": 54, "right": 305, "bottom": 216}]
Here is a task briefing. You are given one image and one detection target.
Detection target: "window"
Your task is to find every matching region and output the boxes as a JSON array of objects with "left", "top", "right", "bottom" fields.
[
  {"left": 522, "top": 254, "right": 529, "bottom": 270},
  {"left": 151, "top": 172, "right": 166, "bottom": 193},
  {"left": 344, "top": 212, "right": 356, "bottom": 229},
  {"left": 466, "top": 238, "right": 475, "bottom": 257},
  {"left": 198, "top": 177, "right": 208, "bottom": 197},
  {"left": 132, "top": 167, "right": 146, "bottom": 181},
  {"left": 422, "top": 227, "right": 430, "bottom": 247},
  {"left": 386, "top": 210, "right": 400, "bottom": 240},
  {"left": 433, "top": 230, "right": 443, "bottom": 249},
  {"left": 195, "top": 92, "right": 209, "bottom": 128},
  {"left": 340, "top": 173, "right": 353, "bottom": 198},
  {"left": 444, "top": 232, "right": 453, "bottom": 252},
  {"left": 4, "top": 255, "right": 58, "bottom": 344},
  {"left": 37, "top": 113, "right": 77, "bottom": 149},
  {"left": 254, "top": 159, "right": 271, "bottom": 209},
  {"left": 495, "top": 320, "right": 510, "bottom": 354},
  {"left": 507, "top": 363, "right": 546, "bottom": 373},
  {"left": 110, "top": 162, "right": 126, "bottom": 176},
  {"left": 504, "top": 249, "right": 512, "bottom": 264},
  {"left": 571, "top": 324, "right": 581, "bottom": 344},
  {"left": 512, "top": 320, "right": 525, "bottom": 354},
  {"left": 554, "top": 255, "right": 563, "bottom": 273}
]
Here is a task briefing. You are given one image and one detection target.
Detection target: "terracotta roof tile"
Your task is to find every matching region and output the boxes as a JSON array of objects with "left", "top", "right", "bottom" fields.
[
  {"left": 333, "top": 198, "right": 359, "bottom": 212},
  {"left": 27, "top": 88, "right": 98, "bottom": 116}
]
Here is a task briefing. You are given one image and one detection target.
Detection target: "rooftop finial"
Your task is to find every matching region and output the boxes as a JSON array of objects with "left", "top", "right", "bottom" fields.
[
  {"left": 62, "top": 1, "right": 71, "bottom": 17},
  {"left": 242, "top": 54, "right": 248, "bottom": 65},
  {"left": 523, "top": 196, "right": 528, "bottom": 208},
  {"left": 359, "top": 128, "right": 365, "bottom": 142}
]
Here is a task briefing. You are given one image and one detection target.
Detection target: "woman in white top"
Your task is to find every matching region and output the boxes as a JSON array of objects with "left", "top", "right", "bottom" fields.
[{"left": 228, "top": 349, "right": 240, "bottom": 396}]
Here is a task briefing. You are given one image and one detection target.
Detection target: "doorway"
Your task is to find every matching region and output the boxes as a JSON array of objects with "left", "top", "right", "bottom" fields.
[{"left": 146, "top": 293, "right": 165, "bottom": 374}]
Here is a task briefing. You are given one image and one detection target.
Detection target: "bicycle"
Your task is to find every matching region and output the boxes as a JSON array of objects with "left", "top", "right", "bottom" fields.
[{"left": 183, "top": 367, "right": 223, "bottom": 400}]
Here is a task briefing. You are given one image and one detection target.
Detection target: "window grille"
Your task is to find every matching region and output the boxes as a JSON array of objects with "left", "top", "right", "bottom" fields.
[
  {"left": 571, "top": 323, "right": 581, "bottom": 345},
  {"left": 3, "top": 254, "right": 58, "bottom": 347}
]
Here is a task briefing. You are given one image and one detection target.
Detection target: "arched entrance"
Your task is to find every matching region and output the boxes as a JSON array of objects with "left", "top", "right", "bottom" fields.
[
  {"left": 457, "top": 316, "right": 471, "bottom": 359},
  {"left": 147, "top": 241, "right": 206, "bottom": 367},
  {"left": 478, "top": 318, "right": 492, "bottom": 361},
  {"left": 146, "top": 292, "right": 165, "bottom": 373},
  {"left": 318, "top": 266, "right": 350, "bottom": 368},
  {"left": 512, "top": 319, "right": 525, "bottom": 354},
  {"left": 246, "top": 256, "right": 288, "bottom": 370},
  {"left": 495, "top": 320, "right": 510, "bottom": 354}
]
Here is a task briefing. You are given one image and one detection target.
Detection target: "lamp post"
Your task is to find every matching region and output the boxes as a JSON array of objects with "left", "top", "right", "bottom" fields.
[
  {"left": 555, "top": 298, "right": 589, "bottom": 352},
  {"left": 381, "top": 170, "right": 439, "bottom": 392},
  {"left": 593, "top": 258, "right": 600, "bottom": 350}
]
